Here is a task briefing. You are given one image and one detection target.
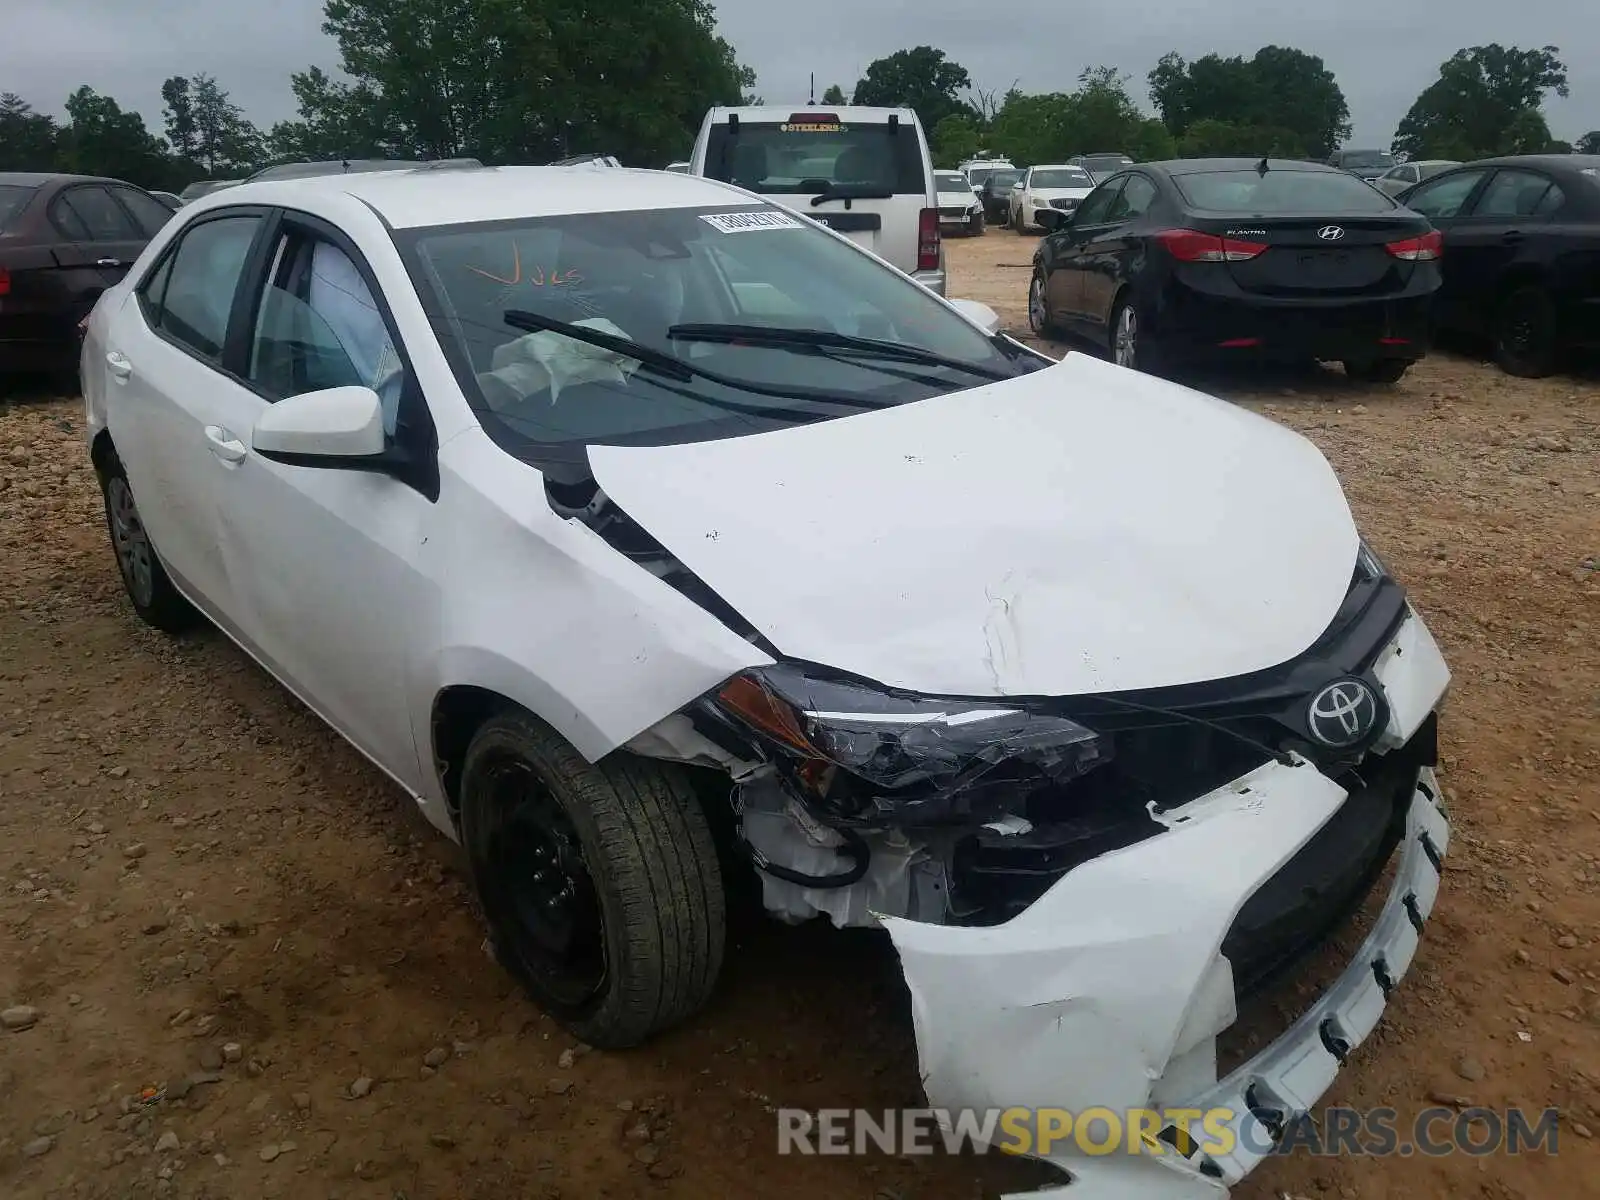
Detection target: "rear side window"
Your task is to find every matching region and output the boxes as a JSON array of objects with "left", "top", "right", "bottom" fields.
[
  {"left": 0, "top": 185, "right": 35, "bottom": 232},
  {"left": 143, "top": 215, "right": 263, "bottom": 361},
  {"left": 1174, "top": 170, "right": 1395, "bottom": 214},
  {"left": 703, "top": 117, "right": 925, "bottom": 195},
  {"left": 1475, "top": 170, "right": 1559, "bottom": 218},
  {"left": 56, "top": 186, "right": 140, "bottom": 240}
]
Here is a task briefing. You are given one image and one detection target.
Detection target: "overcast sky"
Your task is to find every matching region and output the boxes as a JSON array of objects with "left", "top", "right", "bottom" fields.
[{"left": 4, "top": 0, "right": 1595, "bottom": 149}]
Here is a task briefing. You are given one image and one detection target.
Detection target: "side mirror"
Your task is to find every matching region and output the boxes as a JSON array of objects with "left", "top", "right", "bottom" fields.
[
  {"left": 1035, "top": 208, "right": 1063, "bottom": 233},
  {"left": 948, "top": 298, "right": 1001, "bottom": 335},
  {"left": 252, "top": 385, "right": 386, "bottom": 463}
]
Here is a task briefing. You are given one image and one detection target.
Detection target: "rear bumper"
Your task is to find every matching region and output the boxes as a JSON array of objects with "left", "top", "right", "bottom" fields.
[
  {"left": 1155, "top": 285, "right": 1433, "bottom": 362},
  {"left": 913, "top": 269, "right": 947, "bottom": 296}
]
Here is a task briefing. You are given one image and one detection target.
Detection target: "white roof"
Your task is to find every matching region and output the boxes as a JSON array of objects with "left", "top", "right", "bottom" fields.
[{"left": 189, "top": 165, "right": 756, "bottom": 230}]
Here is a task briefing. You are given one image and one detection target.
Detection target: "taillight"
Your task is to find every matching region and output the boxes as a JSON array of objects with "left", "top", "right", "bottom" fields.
[
  {"left": 1385, "top": 230, "right": 1443, "bottom": 261},
  {"left": 917, "top": 208, "right": 940, "bottom": 271},
  {"left": 1154, "top": 229, "right": 1267, "bottom": 262},
  {"left": 0, "top": 266, "right": 10, "bottom": 297}
]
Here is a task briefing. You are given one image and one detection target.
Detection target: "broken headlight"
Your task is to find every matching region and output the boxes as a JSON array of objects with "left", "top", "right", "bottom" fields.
[
  {"left": 1356, "top": 539, "right": 1389, "bottom": 581},
  {"left": 712, "top": 663, "right": 1111, "bottom": 823}
]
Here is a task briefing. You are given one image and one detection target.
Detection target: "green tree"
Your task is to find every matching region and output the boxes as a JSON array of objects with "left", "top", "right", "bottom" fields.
[
  {"left": 820, "top": 83, "right": 847, "bottom": 106},
  {"left": 56, "top": 86, "right": 170, "bottom": 187},
  {"left": 0, "top": 93, "right": 60, "bottom": 172},
  {"left": 988, "top": 68, "right": 1169, "bottom": 166},
  {"left": 267, "top": 67, "right": 391, "bottom": 163},
  {"left": 161, "top": 77, "right": 199, "bottom": 161},
  {"left": 293, "top": 0, "right": 750, "bottom": 166},
  {"left": 1149, "top": 46, "right": 1349, "bottom": 159},
  {"left": 190, "top": 74, "right": 263, "bottom": 174},
  {"left": 1177, "top": 117, "right": 1305, "bottom": 158},
  {"left": 930, "top": 113, "right": 980, "bottom": 167},
  {"left": 851, "top": 46, "right": 973, "bottom": 133},
  {"left": 1576, "top": 130, "right": 1600, "bottom": 154},
  {"left": 1393, "top": 45, "right": 1568, "bottom": 160}
]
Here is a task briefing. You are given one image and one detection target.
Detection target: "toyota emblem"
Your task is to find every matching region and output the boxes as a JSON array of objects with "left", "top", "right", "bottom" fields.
[
  {"left": 1316, "top": 225, "right": 1346, "bottom": 241},
  {"left": 1306, "top": 679, "right": 1380, "bottom": 748}
]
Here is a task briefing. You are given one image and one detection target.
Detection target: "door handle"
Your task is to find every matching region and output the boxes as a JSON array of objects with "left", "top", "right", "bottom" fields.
[
  {"left": 96, "top": 257, "right": 122, "bottom": 268},
  {"left": 1501, "top": 230, "right": 1525, "bottom": 243},
  {"left": 105, "top": 350, "right": 132, "bottom": 381},
  {"left": 204, "top": 425, "right": 247, "bottom": 464}
]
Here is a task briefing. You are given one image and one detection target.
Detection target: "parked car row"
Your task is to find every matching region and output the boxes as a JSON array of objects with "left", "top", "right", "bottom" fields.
[
  {"left": 1020, "top": 153, "right": 1600, "bottom": 379},
  {"left": 79, "top": 157, "right": 1454, "bottom": 1200}
]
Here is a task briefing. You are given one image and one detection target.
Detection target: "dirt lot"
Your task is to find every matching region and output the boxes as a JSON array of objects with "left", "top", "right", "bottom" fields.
[{"left": 2, "top": 229, "right": 1598, "bottom": 1200}]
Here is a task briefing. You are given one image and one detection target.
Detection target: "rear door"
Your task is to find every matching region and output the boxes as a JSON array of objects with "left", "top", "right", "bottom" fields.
[
  {"left": 51, "top": 184, "right": 147, "bottom": 288},
  {"left": 1432, "top": 168, "right": 1562, "bottom": 333},
  {"left": 699, "top": 112, "right": 931, "bottom": 277}
]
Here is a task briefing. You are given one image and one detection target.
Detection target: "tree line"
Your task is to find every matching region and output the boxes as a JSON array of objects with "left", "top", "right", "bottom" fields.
[{"left": 0, "top": 0, "right": 1594, "bottom": 193}]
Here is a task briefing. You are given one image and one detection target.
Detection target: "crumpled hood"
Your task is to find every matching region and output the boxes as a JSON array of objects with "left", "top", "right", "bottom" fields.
[{"left": 588, "top": 352, "right": 1358, "bottom": 698}]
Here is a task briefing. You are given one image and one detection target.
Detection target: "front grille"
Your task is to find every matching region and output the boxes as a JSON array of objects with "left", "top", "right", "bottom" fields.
[
  {"left": 1221, "top": 714, "right": 1437, "bottom": 995},
  {"left": 939, "top": 206, "right": 969, "bottom": 219},
  {"left": 1049, "top": 198, "right": 1079, "bottom": 210}
]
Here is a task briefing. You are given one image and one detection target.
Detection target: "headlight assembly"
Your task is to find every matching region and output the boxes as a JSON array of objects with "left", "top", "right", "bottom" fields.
[
  {"left": 712, "top": 663, "right": 1111, "bottom": 824},
  {"left": 1356, "top": 539, "right": 1389, "bottom": 581}
]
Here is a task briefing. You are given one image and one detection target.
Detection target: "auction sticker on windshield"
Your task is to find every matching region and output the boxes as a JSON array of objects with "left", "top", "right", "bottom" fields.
[{"left": 700, "top": 210, "right": 804, "bottom": 234}]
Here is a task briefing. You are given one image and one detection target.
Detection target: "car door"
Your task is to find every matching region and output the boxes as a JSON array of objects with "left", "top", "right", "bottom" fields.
[
  {"left": 1435, "top": 168, "right": 1562, "bottom": 334},
  {"left": 104, "top": 207, "right": 272, "bottom": 620},
  {"left": 1395, "top": 167, "right": 1491, "bottom": 330},
  {"left": 213, "top": 213, "right": 439, "bottom": 786},
  {"left": 1080, "top": 172, "right": 1159, "bottom": 332},
  {"left": 51, "top": 184, "right": 149, "bottom": 289},
  {"left": 1041, "top": 176, "right": 1126, "bottom": 327}
]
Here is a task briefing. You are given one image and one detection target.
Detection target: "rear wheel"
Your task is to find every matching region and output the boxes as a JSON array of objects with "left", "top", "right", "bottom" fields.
[
  {"left": 459, "top": 710, "right": 725, "bottom": 1049},
  {"left": 1111, "top": 297, "right": 1166, "bottom": 375},
  {"left": 1028, "top": 271, "right": 1059, "bottom": 338},
  {"left": 1493, "top": 284, "right": 1558, "bottom": 378},
  {"left": 1343, "top": 358, "right": 1411, "bottom": 384},
  {"left": 98, "top": 456, "right": 197, "bottom": 633}
]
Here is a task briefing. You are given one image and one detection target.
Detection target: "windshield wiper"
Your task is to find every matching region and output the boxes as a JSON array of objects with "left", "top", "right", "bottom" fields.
[
  {"left": 666, "top": 323, "right": 1010, "bottom": 381},
  {"left": 809, "top": 183, "right": 894, "bottom": 206},
  {"left": 501, "top": 309, "right": 883, "bottom": 409}
]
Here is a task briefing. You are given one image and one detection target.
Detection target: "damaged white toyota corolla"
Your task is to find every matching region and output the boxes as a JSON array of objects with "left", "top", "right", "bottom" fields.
[{"left": 80, "top": 166, "right": 1450, "bottom": 1199}]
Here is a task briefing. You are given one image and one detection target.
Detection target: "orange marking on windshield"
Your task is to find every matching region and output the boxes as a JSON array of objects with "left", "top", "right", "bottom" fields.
[{"left": 468, "top": 242, "right": 521, "bottom": 285}]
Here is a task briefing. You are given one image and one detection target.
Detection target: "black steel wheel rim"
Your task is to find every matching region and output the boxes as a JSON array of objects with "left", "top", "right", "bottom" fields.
[
  {"left": 107, "top": 476, "right": 154, "bottom": 607},
  {"left": 479, "top": 758, "right": 606, "bottom": 1008},
  {"left": 1501, "top": 295, "right": 1539, "bottom": 361}
]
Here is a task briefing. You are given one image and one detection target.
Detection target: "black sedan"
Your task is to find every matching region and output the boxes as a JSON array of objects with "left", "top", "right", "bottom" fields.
[
  {"left": 977, "top": 168, "right": 1021, "bottom": 224},
  {"left": 1027, "top": 158, "right": 1443, "bottom": 382},
  {"left": 0, "top": 172, "right": 175, "bottom": 384},
  {"left": 1397, "top": 154, "right": 1600, "bottom": 376}
]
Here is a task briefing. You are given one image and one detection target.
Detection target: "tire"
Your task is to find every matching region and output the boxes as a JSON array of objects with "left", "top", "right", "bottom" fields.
[
  {"left": 1014, "top": 206, "right": 1030, "bottom": 235},
  {"left": 1343, "top": 358, "right": 1411, "bottom": 384},
  {"left": 97, "top": 454, "right": 198, "bottom": 634},
  {"left": 1028, "top": 270, "right": 1060, "bottom": 338},
  {"left": 1110, "top": 295, "right": 1165, "bottom": 375},
  {"left": 1493, "top": 284, "right": 1558, "bottom": 378},
  {"left": 968, "top": 212, "right": 986, "bottom": 236},
  {"left": 459, "top": 709, "right": 725, "bottom": 1049}
]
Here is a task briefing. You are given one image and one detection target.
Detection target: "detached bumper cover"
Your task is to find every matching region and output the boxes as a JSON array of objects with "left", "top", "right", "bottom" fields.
[{"left": 880, "top": 607, "right": 1450, "bottom": 1199}]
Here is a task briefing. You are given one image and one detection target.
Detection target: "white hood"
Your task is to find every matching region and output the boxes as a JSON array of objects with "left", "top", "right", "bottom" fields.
[
  {"left": 588, "top": 353, "right": 1358, "bottom": 698},
  {"left": 1029, "top": 186, "right": 1093, "bottom": 202}
]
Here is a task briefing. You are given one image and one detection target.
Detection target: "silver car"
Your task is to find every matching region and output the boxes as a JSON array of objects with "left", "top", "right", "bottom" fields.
[{"left": 1374, "top": 159, "right": 1461, "bottom": 198}]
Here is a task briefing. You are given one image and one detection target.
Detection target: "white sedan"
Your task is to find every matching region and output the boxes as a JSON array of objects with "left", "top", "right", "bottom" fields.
[
  {"left": 1010, "top": 163, "right": 1096, "bottom": 232},
  {"left": 82, "top": 164, "right": 1451, "bottom": 1199}
]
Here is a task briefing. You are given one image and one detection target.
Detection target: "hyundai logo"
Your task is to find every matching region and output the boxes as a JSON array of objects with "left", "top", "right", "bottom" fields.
[
  {"left": 1316, "top": 225, "right": 1346, "bottom": 241},
  {"left": 1306, "top": 679, "right": 1380, "bottom": 748}
]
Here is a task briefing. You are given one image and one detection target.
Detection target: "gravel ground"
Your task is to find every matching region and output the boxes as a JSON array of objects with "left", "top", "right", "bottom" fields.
[{"left": 1, "top": 230, "right": 1597, "bottom": 1200}]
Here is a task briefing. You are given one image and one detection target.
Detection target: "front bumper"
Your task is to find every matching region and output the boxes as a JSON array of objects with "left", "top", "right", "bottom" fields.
[{"left": 880, "top": 607, "right": 1450, "bottom": 1199}]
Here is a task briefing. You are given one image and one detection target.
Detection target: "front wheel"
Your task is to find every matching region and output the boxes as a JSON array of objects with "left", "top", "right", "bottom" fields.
[
  {"left": 968, "top": 212, "right": 986, "bottom": 236},
  {"left": 459, "top": 709, "right": 726, "bottom": 1049},
  {"left": 98, "top": 456, "right": 198, "bottom": 633},
  {"left": 1014, "top": 207, "right": 1030, "bottom": 235},
  {"left": 1343, "top": 358, "right": 1411, "bottom": 384},
  {"left": 1493, "top": 284, "right": 1558, "bottom": 378}
]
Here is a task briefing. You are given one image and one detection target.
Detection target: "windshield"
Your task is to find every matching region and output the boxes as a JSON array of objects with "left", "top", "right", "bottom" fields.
[
  {"left": 966, "top": 166, "right": 995, "bottom": 186},
  {"left": 398, "top": 205, "right": 1037, "bottom": 451},
  {"left": 0, "top": 185, "right": 36, "bottom": 231},
  {"left": 1339, "top": 151, "right": 1394, "bottom": 169},
  {"left": 1174, "top": 169, "right": 1396, "bottom": 213},
  {"left": 703, "top": 119, "right": 924, "bottom": 196},
  {"left": 1030, "top": 168, "right": 1092, "bottom": 189},
  {"left": 987, "top": 169, "right": 1020, "bottom": 189},
  {"left": 935, "top": 172, "right": 970, "bottom": 192}
]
